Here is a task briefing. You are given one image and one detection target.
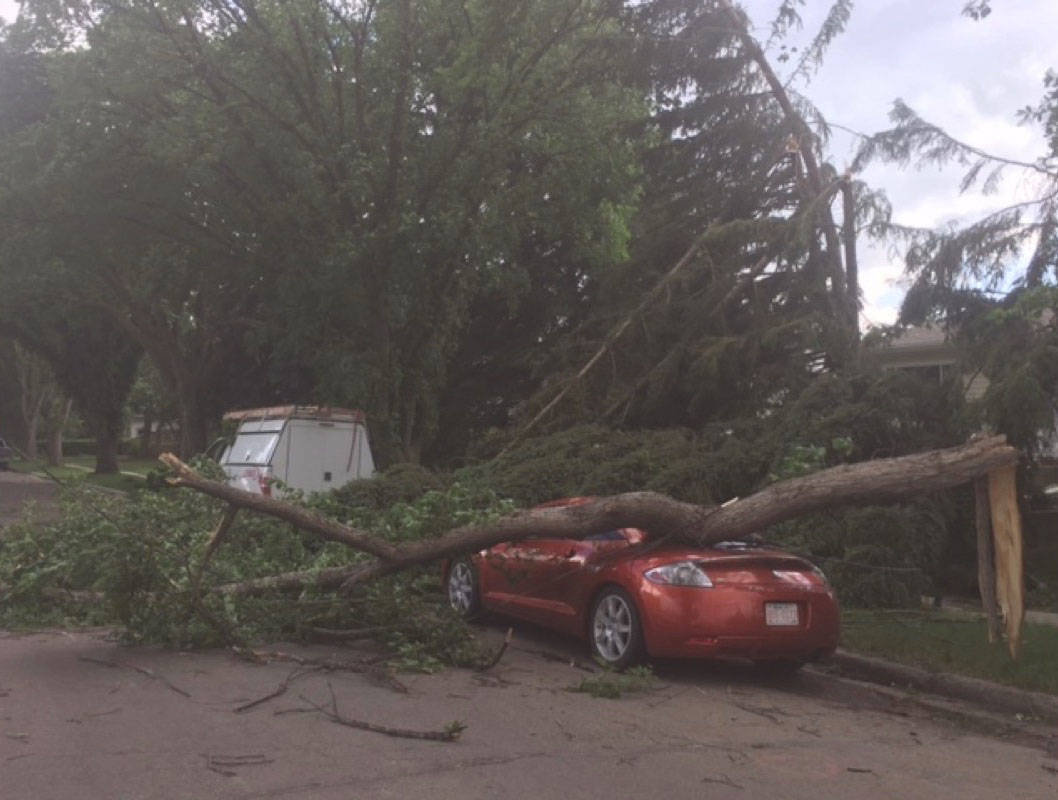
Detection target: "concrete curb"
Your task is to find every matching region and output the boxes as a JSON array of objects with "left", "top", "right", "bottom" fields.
[{"left": 827, "top": 648, "right": 1058, "bottom": 725}]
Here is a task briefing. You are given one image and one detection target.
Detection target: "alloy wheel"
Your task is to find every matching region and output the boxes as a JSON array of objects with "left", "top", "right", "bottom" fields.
[
  {"left": 448, "top": 561, "right": 475, "bottom": 614},
  {"left": 592, "top": 593, "right": 634, "bottom": 662}
]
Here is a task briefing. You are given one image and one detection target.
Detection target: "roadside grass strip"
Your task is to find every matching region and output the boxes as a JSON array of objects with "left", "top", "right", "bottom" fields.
[{"left": 840, "top": 609, "right": 1058, "bottom": 696}]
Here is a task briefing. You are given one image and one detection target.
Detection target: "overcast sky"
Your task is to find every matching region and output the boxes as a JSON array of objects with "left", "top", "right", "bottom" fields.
[
  {"left": 3, "top": 1, "right": 1056, "bottom": 326},
  {"left": 721, "top": 1, "right": 1058, "bottom": 326}
]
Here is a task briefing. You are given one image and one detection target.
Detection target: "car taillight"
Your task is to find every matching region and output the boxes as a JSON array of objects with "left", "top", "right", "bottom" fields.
[
  {"left": 259, "top": 473, "right": 272, "bottom": 497},
  {"left": 772, "top": 567, "right": 828, "bottom": 587}
]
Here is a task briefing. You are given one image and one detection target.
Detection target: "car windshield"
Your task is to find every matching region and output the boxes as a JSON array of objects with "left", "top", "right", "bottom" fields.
[
  {"left": 226, "top": 432, "right": 279, "bottom": 465},
  {"left": 712, "top": 540, "right": 766, "bottom": 550}
]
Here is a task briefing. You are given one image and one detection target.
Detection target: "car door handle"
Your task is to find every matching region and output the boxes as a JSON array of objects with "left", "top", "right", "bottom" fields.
[{"left": 564, "top": 548, "right": 578, "bottom": 559}]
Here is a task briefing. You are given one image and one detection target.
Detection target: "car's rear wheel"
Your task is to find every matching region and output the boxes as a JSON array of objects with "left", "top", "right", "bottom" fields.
[
  {"left": 589, "top": 587, "right": 644, "bottom": 669},
  {"left": 447, "top": 558, "right": 481, "bottom": 618}
]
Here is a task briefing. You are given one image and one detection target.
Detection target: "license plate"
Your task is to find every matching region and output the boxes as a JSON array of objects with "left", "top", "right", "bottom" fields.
[{"left": 765, "top": 602, "right": 799, "bottom": 626}]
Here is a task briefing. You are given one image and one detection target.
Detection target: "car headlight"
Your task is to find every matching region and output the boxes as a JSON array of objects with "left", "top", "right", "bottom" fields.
[{"left": 644, "top": 561, "right": 713, "bottom": 587}]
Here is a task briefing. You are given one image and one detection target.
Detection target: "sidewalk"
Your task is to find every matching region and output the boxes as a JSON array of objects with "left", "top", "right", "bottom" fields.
[{"left": 939, "top": 597, "right": 1058, "bottom": 629}]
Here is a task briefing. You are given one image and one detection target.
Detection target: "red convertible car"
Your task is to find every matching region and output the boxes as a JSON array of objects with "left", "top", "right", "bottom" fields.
[{"left": 445, "top": 499, "right": 839, "bottom": 671}]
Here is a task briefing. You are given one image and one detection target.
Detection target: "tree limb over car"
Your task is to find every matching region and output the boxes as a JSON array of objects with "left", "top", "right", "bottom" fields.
[{"left": 159, "top": 435, "right": 1017, "bottom": 589}]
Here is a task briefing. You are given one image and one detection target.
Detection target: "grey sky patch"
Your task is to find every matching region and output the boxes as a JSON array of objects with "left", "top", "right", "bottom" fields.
[{"left": 742, "top": 0, "right": 1058, "bottom": 325}]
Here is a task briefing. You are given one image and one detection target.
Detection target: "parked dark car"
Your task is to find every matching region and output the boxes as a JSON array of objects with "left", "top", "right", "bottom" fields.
[{"left": 0, "top": 437, "right": 13, "bottom": 470}]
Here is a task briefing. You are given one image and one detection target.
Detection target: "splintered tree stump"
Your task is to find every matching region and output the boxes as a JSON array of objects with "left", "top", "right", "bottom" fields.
[
  {"left": 974, "top": 476, "right": 1001, "bottom": 644},
  {"left": 987, "top": 464, "right": 1025, "bottom": 659}
]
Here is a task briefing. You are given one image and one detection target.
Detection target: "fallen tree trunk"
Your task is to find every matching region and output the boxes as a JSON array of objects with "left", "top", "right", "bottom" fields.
[{"left": 161, "top": 435, "right": 1017, "bottom": 591}]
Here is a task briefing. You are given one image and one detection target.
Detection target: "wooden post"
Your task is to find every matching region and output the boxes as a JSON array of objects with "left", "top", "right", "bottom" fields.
[
  {"left": 973, "top": 476, "right": 1001, "bottom": 643},
  {"left": 987, "top": 465, "right": 1025, "bottom": 659}
]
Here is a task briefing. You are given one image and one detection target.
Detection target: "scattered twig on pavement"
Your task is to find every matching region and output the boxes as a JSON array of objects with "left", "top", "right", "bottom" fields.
[
  {"left": 731, "top": 701, "right": 790, "bottom": 724},
  {"left": 84, "top": 707, "right": 122, "bottom": 718},
  {"left": 232, "top": 647, "right": 407, "bottom": 694},
  {"left": 204, "top": 753, "right": 274, "bottom": 777},
  {"left": 272, "top": 706, "right": 319, "bottom": 716},
  {"left": 516, "top": 646, "right": 596, "bottom": 673},
  {"left": 78, "top": 656, "right": 191, "bottom": 698},
  {"left": 303, "top": 625, "right": 394, "bottom": 642},
  {"left": 295, "top": 684, "right": 465, "bottom": 743},
  {"left": 235, "top": 666, "right": 321, "bottom": 713},
  {"left": 701, "top": 773, "right": 744, "bottom": 790},
  {"left": 475, "top": 628, "right": 513, "bottom": 673}
]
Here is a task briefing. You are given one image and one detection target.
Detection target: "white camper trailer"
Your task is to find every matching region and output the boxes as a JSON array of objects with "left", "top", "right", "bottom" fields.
[{"left": 219, "top": 406, "right": 375, "bottom": 495}]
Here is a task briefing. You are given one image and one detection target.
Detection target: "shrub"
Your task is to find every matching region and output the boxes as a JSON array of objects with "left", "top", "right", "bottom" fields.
[{"left": 0, "top": 465, "right": 508, "bottom": 668}]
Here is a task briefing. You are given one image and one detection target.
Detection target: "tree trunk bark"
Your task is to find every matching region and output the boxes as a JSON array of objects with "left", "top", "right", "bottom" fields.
[
  {"left": 139, "top": 412, "right": 154, "bottom": 458},
  {"left": 974, "top": 476, "right": 1001, "bottom": 643},
  {"left": 840, "top": 177, "right": 861, "bottom": 339},
  {"left": 46, "top": 398, "right": 73, "bottom": 467},
  {"left": 93, "top": 408, "right": 123, "bottom": 474},
  {"left": 178, "top": 396, "right": 211, "bottom": 458},
  {"left": 988, "top": 464, "right": 1025, "bottom": 659},
  {"left": 95, "top": 429, "right": 120, "bottom": 474},
  {"left": 24, "top": 392, "right": 42, "bottom": 460},
  {"left": 161, "top": 435, "right": 1018, "bottom": 589}
]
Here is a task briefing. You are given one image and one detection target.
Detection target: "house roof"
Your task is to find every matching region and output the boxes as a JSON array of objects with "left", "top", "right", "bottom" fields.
[
  {"left": 874, "top": 324, "right": 958, "bottom": 368},
  {"left": 883, "top": 324, "right": 949, "bottom": 351}
]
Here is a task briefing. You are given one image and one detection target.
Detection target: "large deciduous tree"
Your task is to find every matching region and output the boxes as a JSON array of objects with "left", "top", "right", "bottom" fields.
[
  {"left": 7, "top": 0, "right": 648, "bottom": 461},
  {"left": 3, "top": 1, "right": 877, "bottom": 465},
  {"left": 0, "top": 34, "right": 140, "bottom": 473}
]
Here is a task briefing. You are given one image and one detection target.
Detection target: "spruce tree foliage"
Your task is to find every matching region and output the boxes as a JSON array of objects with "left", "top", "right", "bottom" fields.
[
  {"left": 485, "top": 0, "right": 879, "bottom": 448},
  {"left": 854, "top": 16, "right": 1058, "bottom": 459}
]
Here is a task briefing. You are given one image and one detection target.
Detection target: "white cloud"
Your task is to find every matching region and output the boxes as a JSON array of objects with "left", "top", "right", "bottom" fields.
[{"left": 0, "top": 1, "right": 18, "bottom": 25}]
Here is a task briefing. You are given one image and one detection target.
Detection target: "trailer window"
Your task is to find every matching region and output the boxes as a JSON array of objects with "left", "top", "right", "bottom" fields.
[{"left": 227, "top": 433, "right": 280, "bottom": 465}]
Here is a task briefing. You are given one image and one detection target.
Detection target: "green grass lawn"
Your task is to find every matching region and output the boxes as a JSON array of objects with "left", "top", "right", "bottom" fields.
[
  {"left": 841, "top": 608, "right": 1058, "bottom": 696},
  {"left": 8, "top": 455, "right": 160, "bottom": 493}
]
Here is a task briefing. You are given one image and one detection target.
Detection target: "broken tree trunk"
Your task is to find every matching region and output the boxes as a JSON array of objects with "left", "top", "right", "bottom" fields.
[
  {"left": 160, "top": 435, "right": 1017, "bottom": 592},
  {"left": 987, "top": 464, "right": 1025, "bottom": 659},
  {"left": 974, "top": 476, "right": 1002, "bottom": 643}
]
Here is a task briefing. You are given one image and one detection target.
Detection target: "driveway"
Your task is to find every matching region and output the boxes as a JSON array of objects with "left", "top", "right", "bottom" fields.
[{"left": 1, "top": 625, "right": 1055, "bottom": 800}]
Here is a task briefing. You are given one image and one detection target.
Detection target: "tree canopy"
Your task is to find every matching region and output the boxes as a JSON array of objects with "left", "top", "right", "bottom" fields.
[{"left": 1, "top": 0, "right": 872, "bottom": 465}]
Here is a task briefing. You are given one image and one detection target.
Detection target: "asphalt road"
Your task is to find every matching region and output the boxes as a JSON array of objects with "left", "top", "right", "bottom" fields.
[
  {"left": 1, "top": 625, "right": 1056, "bottom": 800},
  {"left": 1, "top": 470, "right": 1056, "bottom": 798}
]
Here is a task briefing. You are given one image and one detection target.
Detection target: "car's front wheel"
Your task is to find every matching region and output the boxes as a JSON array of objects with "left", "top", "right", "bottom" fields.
[
  {"left": 589, "top": 587, "right": 644, "bottom": 669},
  {"left": 446, "top": 558, "right": 481, "bottom": 618}
]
